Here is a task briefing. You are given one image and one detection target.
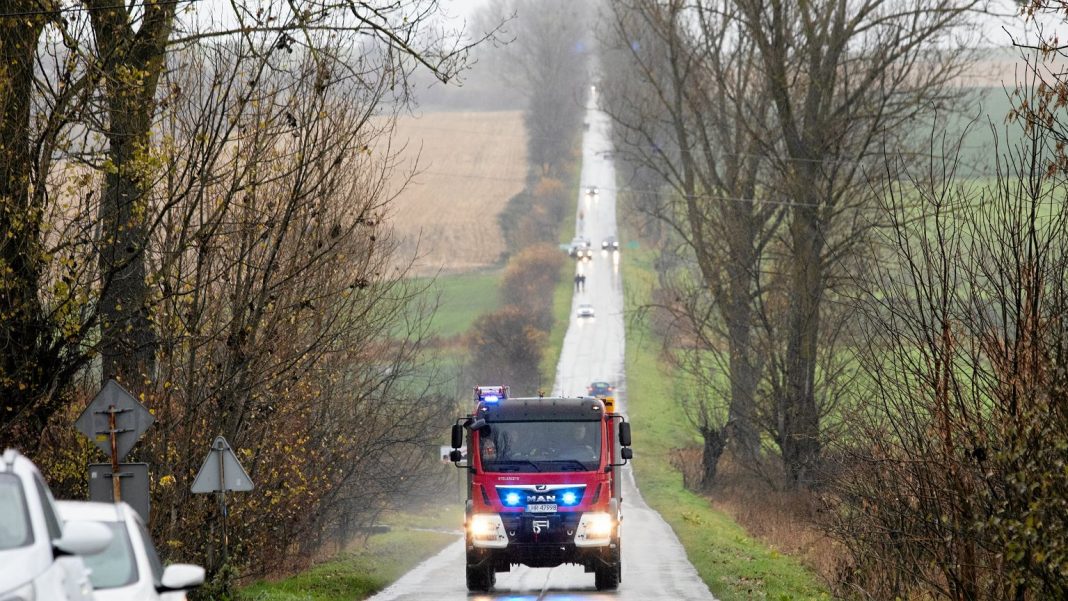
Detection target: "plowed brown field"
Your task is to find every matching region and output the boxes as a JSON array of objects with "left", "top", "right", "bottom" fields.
[{"left": 387, "top": 111, "right": 527, "bottom": 276}]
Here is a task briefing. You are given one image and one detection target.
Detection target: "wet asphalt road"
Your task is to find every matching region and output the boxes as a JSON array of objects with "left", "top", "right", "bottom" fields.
[{"left": 367, "top": 93, "right": 717, "bottom": 601}]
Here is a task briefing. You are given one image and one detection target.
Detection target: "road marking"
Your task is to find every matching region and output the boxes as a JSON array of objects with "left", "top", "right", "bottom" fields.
[{"left": 535, "top": 567, "right": 554, "bottom": 600}]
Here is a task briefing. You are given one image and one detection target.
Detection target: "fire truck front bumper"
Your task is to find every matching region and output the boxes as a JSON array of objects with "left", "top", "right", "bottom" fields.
[{"left": 466, "top": 512, "right": 619, "bottom": 569}]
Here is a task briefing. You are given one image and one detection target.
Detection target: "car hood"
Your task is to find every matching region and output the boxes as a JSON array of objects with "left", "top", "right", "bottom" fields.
[{"left": 0, "top": 547, "right": 46, "bottom": 592}]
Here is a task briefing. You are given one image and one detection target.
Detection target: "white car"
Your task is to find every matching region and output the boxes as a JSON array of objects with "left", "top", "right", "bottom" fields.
[
  {"left": 576, "top": 304, "right": 596, "bottom": 318},
  {"left": 568, "top": 237, "right": 593, "bottom": 261},
  {"left": 56, "top": 501, "right": 204, "bottom": 601},
  {"left": 1, "top": 449, "right": 112, "bottom": 601}
]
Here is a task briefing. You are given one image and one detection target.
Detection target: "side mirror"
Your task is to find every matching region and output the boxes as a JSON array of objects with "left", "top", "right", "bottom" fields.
[
  {"left": 466, "top": 418, "right": 487, "bottom": 432},
  {"left": 449, "top": 449, "right": 463, "bottom": 462},
  {"left": 618, "top": 422, "right": 632, "bottom": 447},
  {"left": 54, "top": 520, "right": 112, "bottom": 557},
  {"left": 159, "top": 564, "right": 206, "bottom": 591},
  {"left": 451, "top": 424, "right": 463, "bottom": 449},
  {"left": 621, "top": 448, "right": 633, "bottom": 460}
]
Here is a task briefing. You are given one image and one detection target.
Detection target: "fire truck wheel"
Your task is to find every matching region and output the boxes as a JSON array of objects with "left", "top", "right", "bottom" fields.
[
  {"left": 594, "top": 563, "right": 620, "bottom": 591},
  {"left": 594, "top": 545, "right": 621, "bottom": 591},
  {"left": 466, "top": 564, "right": 494, "bottom": 592}
]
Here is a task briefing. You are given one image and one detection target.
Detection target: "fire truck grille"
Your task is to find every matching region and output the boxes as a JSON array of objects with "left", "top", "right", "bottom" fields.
[{"left": 501, "top": 512, "right": 583, "bottom": 545}]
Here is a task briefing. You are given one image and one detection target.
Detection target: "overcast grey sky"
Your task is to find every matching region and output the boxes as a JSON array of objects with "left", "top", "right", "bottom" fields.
[{"left": 179, "top": 0, "right": 1056, "bottom": 46}]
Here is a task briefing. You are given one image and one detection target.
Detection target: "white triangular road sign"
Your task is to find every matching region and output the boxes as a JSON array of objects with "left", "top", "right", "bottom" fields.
[{"left": 191, "top": 436, "right": 254, "bottom": 493}]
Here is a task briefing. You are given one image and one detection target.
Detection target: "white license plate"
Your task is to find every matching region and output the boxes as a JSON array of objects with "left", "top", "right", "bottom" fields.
[{"left": 527, "top": 503, "right": 558, "bottom": 513}]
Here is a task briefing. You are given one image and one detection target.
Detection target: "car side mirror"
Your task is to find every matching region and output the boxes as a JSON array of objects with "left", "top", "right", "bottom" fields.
[
  {"left": 159, "top": 564, "right": 205, "bottom": 592},
  {"left": 618, "top": 422, "right": 632, "bottom": 447},
  {"left": 54, "top": 520, "right": 112, "bottom": 557},
  {"left": 466, "top": 418, "right": 487, "bottom": 432},
  {"left": 621, "top": 448, "right": 633, "bottom": 460},
  {"left": 451, "top": 424, "right": 463, "bottom": 449},
  {"left": 449, "top": 449, "right": 463, "bottom": 462}
]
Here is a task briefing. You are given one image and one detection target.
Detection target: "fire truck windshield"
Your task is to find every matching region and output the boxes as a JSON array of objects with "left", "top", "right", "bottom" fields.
[{"left": 479, "top": 421, "right": 602, "bottom": 472}]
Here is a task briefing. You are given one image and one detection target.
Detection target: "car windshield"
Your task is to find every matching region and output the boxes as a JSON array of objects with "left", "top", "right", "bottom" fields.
[
  {"left": 479, "top": 421, "right": 601, "bottom": 473},
  {"left": 83, "top": 522, "right": 139, "bottom": 589},
  {"left": 0, "top": 475, "right": 33, "bottom": 550},
  {"left": 136, "top": 519, "right": 164, "bottom": 585}
]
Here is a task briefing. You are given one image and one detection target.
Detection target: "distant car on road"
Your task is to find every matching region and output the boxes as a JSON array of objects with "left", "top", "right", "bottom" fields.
[
  {"left": 569, "top": 237, "right": 593, "bottom": 261},
  {"left": 601, "top": 236, "right": 619, "bottom": 251},
  {"left": 588, "top": 381, "right": 615, "bottom": 398},
  {"left": 1, "top": 449, "right": 112, "bottom": 601},
  {"left": 57, "top": 501, "right": 204, "bottom": 601},
  {"left": 576, "top": 304, "right": 596, "bottom": 319},
  {"left": 586, "top": 186, "right": 599, "bottom": 198}
]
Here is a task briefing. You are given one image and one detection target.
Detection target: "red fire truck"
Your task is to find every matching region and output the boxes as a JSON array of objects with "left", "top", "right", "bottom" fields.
[{"left": 448, "top": 385, "right": 633, "bottom": 592}]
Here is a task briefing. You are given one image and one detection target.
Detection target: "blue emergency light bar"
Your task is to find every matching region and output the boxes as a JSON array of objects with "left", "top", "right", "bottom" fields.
[{"left": 474, "top": 385, "right": 509, "bottom": 403}]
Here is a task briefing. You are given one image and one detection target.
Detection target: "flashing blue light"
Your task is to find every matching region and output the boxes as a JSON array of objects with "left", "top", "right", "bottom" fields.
[
  {"left": 475, "top": 385, "right": 508, "bottom": 403},
  {"left": 504, "top": 492, "right": 521, "bottom": 506},
  {"left": 561, "top": 491, "right": 578, "bottom": 506}
]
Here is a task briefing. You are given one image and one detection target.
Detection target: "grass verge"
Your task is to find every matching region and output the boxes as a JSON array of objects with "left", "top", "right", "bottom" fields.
[
  {"left": 540, "top": 258, "right": 575, "bottom": 390},
  {"left": 542, "top": 150, "right": 583, "bottom": 390},
  {"left": 239, "top": 505, "right": 462, "bottom": 601},
  {"left": 622, "top": 249, "right": 833, "bottom": 601}
]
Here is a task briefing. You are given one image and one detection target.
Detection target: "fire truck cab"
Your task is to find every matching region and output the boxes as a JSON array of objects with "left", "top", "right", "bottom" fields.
[{"left": 449, "top": 386, "right": 633, "bottom": 592}]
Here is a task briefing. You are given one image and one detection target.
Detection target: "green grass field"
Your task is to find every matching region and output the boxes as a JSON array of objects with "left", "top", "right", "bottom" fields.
[
  {"left": 415, "top": 270, "right": 502, "bottom": 339},
  {"left": 622, "top": 249, "right": 833, "bottom": 601},
  {"left": 920, "top": 86, "right": 1026, "bottom": 180}
]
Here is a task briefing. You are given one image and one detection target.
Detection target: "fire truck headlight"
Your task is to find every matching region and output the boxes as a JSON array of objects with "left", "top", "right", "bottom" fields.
[
  {"left": 468, "top": 514, "right": 508, "bottom": 548},
  {"left": 574, "top": 512, "right": 615, "bottom": 547}
]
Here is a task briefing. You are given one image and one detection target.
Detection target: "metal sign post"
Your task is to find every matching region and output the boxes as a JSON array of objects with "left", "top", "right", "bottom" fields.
[
  {"left": 217, "top": 438, "right": 228, "bottom": 565},
  {"left": 107, "top": 406, "right": 122, "bottom": 501},
  {"left": 88, "top": 463, "right": 151, "bottom": 521},
  {"left": 75, "top": 380, "right": 155, "bottom": 511},
  {"left": 191, "top": 436, "right": 254, "bottom": 569}
]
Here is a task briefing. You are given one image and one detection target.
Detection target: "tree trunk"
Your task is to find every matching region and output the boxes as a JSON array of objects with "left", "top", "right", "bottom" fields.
[
  {"left": 97, "top": 98, "right": 157, "bottom": 387},
  {"left": 0, "top": 4, "right": 50, "bottom": 443},
  {"left": 782, "top": 202, "right": 822, "bottom": 487},
  {"left": 724, "top": 213, "right": 760, "bottom": 459},
  {"left": 700, "top": 424, "right": 727, "bottom": 489},
  {"left": 89, "top": 1, "right": 177, "bottom": 389}
]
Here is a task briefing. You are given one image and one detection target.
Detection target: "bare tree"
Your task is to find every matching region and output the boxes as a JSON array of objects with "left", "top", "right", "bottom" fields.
[
  {"left": 0, "top": 0, "right": 491, "bottom": 444},
  {"left": 734, "top": 0, "right": 982, "bottom": 486},
  {"left": 0, "top": 3, "right": 54, "bottom": 444},
  {"left": 1, "top": 3, "right": 104, "bottom": 451},
  {"left": 1, "top": 0, "right": 499, "bottom": 590},
  {"left": 476, "top": 0, "right": 590, "bottom": 177},
  {"left": 828, "top": 84, "right": 1068, "bottom": 598},
  {"left": 599, "top": 0, "right": 779, "bottom": 480},
  {"left": 121, "top": 38, "right": 456, "bottom": 586},
  {"left": 84, "top": 0, "right": 487, "bottom": 392}
]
